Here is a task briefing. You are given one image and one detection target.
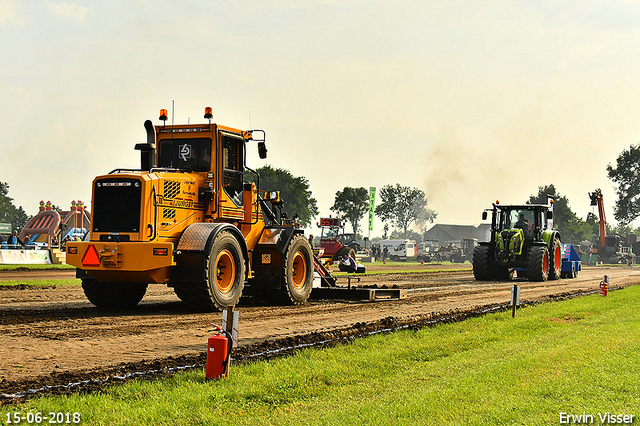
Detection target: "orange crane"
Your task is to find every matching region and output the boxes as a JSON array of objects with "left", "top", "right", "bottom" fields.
[
  {"left": 588, "top": 188, "right": 632, "bottom": 263},
  {"left": 588, "top": 188, "right": 606, "bottom": 252}
]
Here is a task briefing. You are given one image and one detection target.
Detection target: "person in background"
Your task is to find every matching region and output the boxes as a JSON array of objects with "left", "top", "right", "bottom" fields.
[
  {"left": 339, "top": 252, "right": 357, "bottom": 273},
  {"left": 7, "top": 230, "right": 24, "bottom": 248}
]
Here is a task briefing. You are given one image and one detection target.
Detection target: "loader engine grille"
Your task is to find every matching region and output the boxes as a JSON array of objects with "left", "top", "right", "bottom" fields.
[
  {"left": 92, "top": 178, "right": 142, "bottom": 233},
  {"left": 163, "top": 208, "right": 176, "bottom": 220},
  {"left": 163, "top": 180, "right": 180, "bottom": 199}
]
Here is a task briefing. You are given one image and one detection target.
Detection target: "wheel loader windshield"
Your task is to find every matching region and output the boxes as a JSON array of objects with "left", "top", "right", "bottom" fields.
[{"left": 157, "top": 137, "right": 212, "bottom": 172}]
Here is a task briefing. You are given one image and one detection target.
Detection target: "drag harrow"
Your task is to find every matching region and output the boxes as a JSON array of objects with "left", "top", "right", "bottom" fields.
[{"left": 310, "top": 253, "right": 406, "bottom": 301}]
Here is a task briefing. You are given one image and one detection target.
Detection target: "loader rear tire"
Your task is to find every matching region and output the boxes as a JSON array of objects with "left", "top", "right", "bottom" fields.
[
  {"left": 472, "top": 245, "right": 492, "bottom": 281},
  {"left": 82, "top": 279, "right": 148, "bottom": 308},
  {"left": 527, "top": 246, "right": 549, "bottom": 282},
  {"left": 283, "top": 234, "right": 314, "bottom": 305},
  {"left": 548, "top": 237, "right": 562, "bottom": 280}
]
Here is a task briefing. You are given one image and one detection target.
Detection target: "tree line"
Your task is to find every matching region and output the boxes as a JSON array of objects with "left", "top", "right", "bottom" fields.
[
  {"left": 3, "top": 143, "right": 640, "bottom": 244},
  {"left": 0, "top": 182, "right": 30, "bottom": 232},
  {"left": 256, "top": 144, "right": 640, "bottom": 244}
]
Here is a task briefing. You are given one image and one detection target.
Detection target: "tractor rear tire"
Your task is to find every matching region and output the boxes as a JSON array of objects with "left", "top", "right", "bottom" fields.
[
  {"left": 548, "top": 237, "right": 562, "bottom": 280},
  {"left": 527, "top": 246, "right": 549, "bottom": 282},
  {"left": 472, "top": 245, "right": 492, "bottom": 280},
  {"left": 283, "top": 234, "right": 314, "bottom": 305},
  {"left": 334, "top": 247, "right": 356, "bottom": 262},
  {"left": 206, "top": 231, "right": 246, "bottom": 309},
  {"left": 82, "top": 279, "right": 148, "bottom": 308}
]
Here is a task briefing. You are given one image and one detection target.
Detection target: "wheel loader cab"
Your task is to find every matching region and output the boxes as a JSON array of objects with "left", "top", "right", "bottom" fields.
[{"left": 155, "top": 129, "right": 247, "bottom": 208}]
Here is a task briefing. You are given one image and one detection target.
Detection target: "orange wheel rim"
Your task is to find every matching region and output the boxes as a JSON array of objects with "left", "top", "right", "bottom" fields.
[
  {"left": 215, "top": 250, "right": 235, "bottom": 293},
  {"left": 543, "top": 253, "right": 548, "bottom": 274},
  {"left": 554, "top": 246, "right": 561, "bottom": 270},
  {"left": 291, "top": 251, "right": 308, "bottom": 289}
]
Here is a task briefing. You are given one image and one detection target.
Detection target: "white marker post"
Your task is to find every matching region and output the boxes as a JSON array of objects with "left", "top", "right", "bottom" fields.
[
  {"left": 220, "top": 307, "right": 239, "bottom": 378},
  {"left": 222, "top": 307, "right": 239, "bottom": 348},
  {"left": 511, "top": 284, "right": 520, "bottom": 318}
]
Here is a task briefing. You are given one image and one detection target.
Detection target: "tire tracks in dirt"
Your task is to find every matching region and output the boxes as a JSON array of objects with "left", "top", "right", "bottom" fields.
[{"left": 0, "top": 265, "right": 638, "bottom": 402}]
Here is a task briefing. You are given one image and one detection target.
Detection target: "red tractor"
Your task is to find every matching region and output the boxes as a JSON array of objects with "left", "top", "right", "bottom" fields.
[{"left": 315, "top": 217, "right": 359, "bottom": 262}]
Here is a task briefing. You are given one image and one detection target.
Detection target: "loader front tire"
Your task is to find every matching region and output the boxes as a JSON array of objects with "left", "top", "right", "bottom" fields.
[
  {"left": 206, "top": 231, "right": 246, "bottom": 309},
  {"left": 173, "top": 282, "right": 215, "bottom": 310},
  {"left": 82, "top": 279, "right": 148, "bottom": 308},
  {"left": 283, "top": 234, "right": 314, "bottom": 304}
]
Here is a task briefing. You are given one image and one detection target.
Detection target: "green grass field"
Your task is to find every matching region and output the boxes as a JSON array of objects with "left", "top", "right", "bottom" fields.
[
  {"left": 0, "top": 279, "right": 79, "bottom": 287},
  {"left": 0, "top": 264, "right": 74, "bottom": 271},
  {"left": 2, "top": 285, "right": 639, "bottom": 425}
]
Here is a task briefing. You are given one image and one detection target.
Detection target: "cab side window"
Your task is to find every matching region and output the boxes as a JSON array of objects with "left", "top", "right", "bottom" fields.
[{"left": 221, "top": 134, "right": 244, "bottom": 205}]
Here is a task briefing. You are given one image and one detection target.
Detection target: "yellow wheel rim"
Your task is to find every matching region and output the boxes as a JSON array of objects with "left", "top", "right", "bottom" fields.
[
  {"left": 291, "top": 251, "right": 308, "bottom": 289},
  {"left": 215, "top": 249, "right": 236, "bottom": 293}
]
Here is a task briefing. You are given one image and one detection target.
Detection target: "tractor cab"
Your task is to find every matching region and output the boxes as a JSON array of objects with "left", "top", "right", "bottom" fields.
[
  {"left": 497, "top": 207, "right": 546, "bottom": 240},
  {"left": 492, "top": 205, "right": 551, "bottom": 261}
]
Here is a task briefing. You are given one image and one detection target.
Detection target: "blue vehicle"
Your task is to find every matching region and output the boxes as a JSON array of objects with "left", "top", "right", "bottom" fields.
[{"left": 560, "top": 244, "right": 581, "bottom": 278}]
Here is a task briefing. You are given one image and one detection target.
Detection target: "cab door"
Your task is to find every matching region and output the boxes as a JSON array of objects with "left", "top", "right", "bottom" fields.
[{"left": 219, "top": 132, "right": 245, "bottom": 220}]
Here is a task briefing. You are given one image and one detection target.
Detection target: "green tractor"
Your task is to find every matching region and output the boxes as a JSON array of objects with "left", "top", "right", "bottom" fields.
[{"left": 473, "top": 201, "right": 562, "bottom": 281}]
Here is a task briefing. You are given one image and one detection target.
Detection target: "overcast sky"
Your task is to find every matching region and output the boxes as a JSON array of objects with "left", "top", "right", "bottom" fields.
[{"left": 2, "top": 1, "right": 639, "bottom": 236}]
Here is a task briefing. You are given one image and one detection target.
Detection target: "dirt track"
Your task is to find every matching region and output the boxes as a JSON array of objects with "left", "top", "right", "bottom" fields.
[{"left": 0, "top": 264, "right": 638, "bottom": 400}]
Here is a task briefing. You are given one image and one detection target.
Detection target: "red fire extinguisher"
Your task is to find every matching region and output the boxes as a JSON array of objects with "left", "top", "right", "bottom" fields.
[
  {"left": 600, "top": 275, "right": 609, "bottom": 297},
  {"left": 206, "top": 324, "right": 233, "bottom": 380}
]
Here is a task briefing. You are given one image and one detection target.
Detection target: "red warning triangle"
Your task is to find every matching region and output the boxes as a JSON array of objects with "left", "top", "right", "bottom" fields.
[{"left": 82, "top": 245, "right": 101, "bottom": 267}]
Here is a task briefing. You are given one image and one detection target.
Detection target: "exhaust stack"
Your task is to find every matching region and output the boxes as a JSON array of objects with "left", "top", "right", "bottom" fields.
[{"left": 134, "top": 119, "right": 157, "bottom": 171}]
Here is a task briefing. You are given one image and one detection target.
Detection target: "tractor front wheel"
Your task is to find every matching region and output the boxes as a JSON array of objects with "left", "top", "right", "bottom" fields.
[
  {"left": 472, "top": 245, "right": 492, "bottom": 280},
  {"left": 548, "top": 237, "right": 562, "bottom": 280},
  {"left": 527, "top": 246, "right": 549, "bottom": 282},
  {"left": 82, "top": 279, "right": 148, "bottom": 308}
]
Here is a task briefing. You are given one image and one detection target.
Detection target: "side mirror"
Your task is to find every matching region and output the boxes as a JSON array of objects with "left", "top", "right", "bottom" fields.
[
  {"left": 258, "top": 141, "right": 267, "bottom": 159},
  {"left": 482, "top": 211, "right": 488, "bottom": 221},
  {"left": 547, "top": 211, "right": 553, "bottom": 220},
  {"left": 199, "top": 187, "right": 215, "bottom": 202}
]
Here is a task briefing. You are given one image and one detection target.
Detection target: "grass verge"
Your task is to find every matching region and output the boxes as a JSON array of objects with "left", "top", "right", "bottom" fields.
[
  {"left": 0, "top": 279, "right": 79, "bottom": 287},
  {"left": 0, "top": 264, "right": 75, "bottom": 271},
  {"left": 2, "top": 287, "right": 639, "bottom": 425}
]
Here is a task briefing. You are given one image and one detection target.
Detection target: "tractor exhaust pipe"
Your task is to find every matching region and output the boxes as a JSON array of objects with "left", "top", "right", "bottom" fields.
[{"left": 134, "top": 120, "right": 157, "bottom": 171}]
